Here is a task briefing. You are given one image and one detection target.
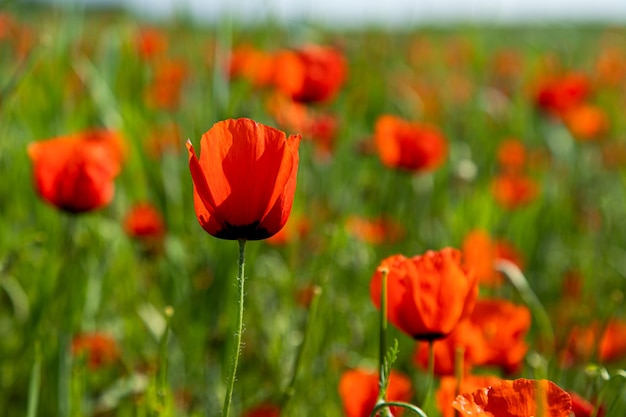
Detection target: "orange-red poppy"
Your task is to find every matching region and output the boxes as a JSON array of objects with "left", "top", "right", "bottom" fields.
[
  {"left": 414, "top": 299, "right": 530, "bottom": 375},
  {"left": 273, "top": 45, "right": 347, "bottom": 103},
  {"left": 413, "top": 318, "right": 483, "bottom": 376},
  {"left": 123, "top": 202, "right": 166, "bottom": 241},
  {"left": 452, "top": 378, "right": 572, "bottom": 417},
  {"left": 462, "top": 229, "right": 524, "bottom": 287},
  {"left": 374, "top": 115, "right": 448, "bottom": 172},
  {"left": 345, "top": 215, "right": 405, "bottom": 245},
  {"left": 562, "top": 104, "right": 609, "bottom": 141},
  {"left": 594, "top": 46, "right": 626, "bottom": 87},
  {"left": 241, "top": 403, "right": 281, "bottom": 417},
  {"left": 146, "top": 58, "right": 188, "bottom": 110},
  {"left": 229, "top": 44, "right": 276, "bottom": 88},
  {"left": 71, "top": 332, "right": 120, "bottom": 370},
  {"left": 370, "top": 248, "right": 477, "bottom": 341},
  {"left": 496, "top": 138, "right": 526, "bottom": 173},
  {"left": 338, "top": 368, "right": 412, "bottom": 417},
  {"left": 534, "top": 72, "right": 590, "bottom": 117},
  {"left": 27, "top": 129, "right": 125, "bottom": 213},
  {"left": 135, "top": 27, "right": 168, "bottom": 60},
  {"left": 490, "top": 172, "right": 539, "bottom": 209},
  {"left": 437, "top": 375, "right": 503, "bottom": 417},
  {"left": 561, "top": 318, "right": 626, "bottom": 365},
  {"left": 187, "top": 118, "right": 301, "bottom": 240}
]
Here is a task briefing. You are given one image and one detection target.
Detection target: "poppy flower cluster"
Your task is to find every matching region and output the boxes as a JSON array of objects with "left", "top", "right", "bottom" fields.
[
  {"left": 27, "top": 129, "right": 125, "bottom": 214},
  {"left": 370, "top": 248, "right": 477, "bottom": 341},
  {"left": 187, "top": 118, "right": 301, "bottom": 241}
]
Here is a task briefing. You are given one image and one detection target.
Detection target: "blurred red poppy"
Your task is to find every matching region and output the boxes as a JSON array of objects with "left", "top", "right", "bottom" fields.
[
  {"left": 273, "top": 45, "right": 347, "bottom": 103},
  {"left": 437, "top": 375, "right": 503, "bottom": 417},
  {"left": 374, "top": 115, "right": 447, "bottom": 172},
  {"left": 242, "top": 403, "right": 281, "bottom": 417},
  {"left": 561, "top": 318, "right": 626, "bottom": 365},
  {"left": 27, "top": 129, "right": 125, "bottom": 213},
  {"left": 562, "top": 104, "right": 609, "bottom": 141},
  {"left": 146, "top": 58, "right": 188, "bottom": 110},
  {"left": 123, "top": 202, "right": 166, "bottom": 241},
  {"left": 452, "top": 378, "right": 572, "bottom": 417},
  {"left": 598, "top": 318, "right": 626, "bottom": 362},
  {"left": 345, "top": 215, "right": 405, "bottom": 245},
  {"left": 496, "top": 138, "right": 526, "bottom": 173},
  {"left": 594, "top": 46, "right": 626, "bottom": 87},
  {"left": 144, "top": 122, "right": 182, "bottom": 159},
  {"left": 229, "top": 44, "right": 276, "bottom": 88},
  {"left": 462, "top": 229, "right": 524, "bottom": 287},
  {"left": 187, "top": 118, "right": 301, "bottom": 240},
  {"left": 534, "top": 72, "right": 590, "bottom": 117},
  {"left": 370, "top": 248, "right": 477, "bottom": 341},
  {"left": 491, "top": 173, "right": 539, "bottom": 209},
  {"left": 338, "top": 368, "right": 412, "bottom": 417},
  {"left": 71, "top": 332, "right": 120, "bottom": 370},
  {"left": 136, "top": 27, "right": 168, "bottom": 60}
]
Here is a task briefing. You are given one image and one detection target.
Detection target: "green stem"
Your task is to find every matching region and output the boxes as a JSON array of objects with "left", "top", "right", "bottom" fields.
[
  {"left": 157, "top": 306, "right": 174, "bottom": 412},
  {"left": 221, "top": 239, "right": 247, "bottom": 417},
  {"left": 378, "top": 268, "right": 389, "bottom": 394},
  {"left": 281, "top": 286, "right": 322, "bottom": 412},
  {"left": 421, "top": 340, "right": 435, "bottom": 411},
  {"left": 368, "top": 401, "right": 429, "bottom": 417},
  {"left": 26, "top": 343, "right": 42, "bottom": 417}
]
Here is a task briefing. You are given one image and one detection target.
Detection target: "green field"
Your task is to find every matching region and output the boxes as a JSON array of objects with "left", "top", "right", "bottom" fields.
[{"left": 1, "top": 4, "right": 625, "bottom": 417}]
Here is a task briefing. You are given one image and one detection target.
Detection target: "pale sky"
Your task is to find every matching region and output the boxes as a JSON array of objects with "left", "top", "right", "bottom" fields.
[{"left": 76, "top": 0, "right": 626, "bottom": 25}]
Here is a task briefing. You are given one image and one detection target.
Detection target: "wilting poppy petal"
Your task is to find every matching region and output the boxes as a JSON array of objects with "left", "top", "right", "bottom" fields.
[
  {"left": 187, "top": 118, "right": 301, "bottom": 240},
  {"left": 452, "top": 378, "right": 572, "bottom": 417}
]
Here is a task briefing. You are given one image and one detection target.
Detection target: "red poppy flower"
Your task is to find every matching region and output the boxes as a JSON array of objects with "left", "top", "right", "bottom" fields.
[
  {"left": 462, "top": 229, "right": 525, "bottom": 287},
  {"left": 496, "top": 138, "right": 526, "bottom": 173},
  {"left": 374, "top": 115, "right": 448, "bottom": 172},
  {"left": 598, "top": 318, "right": 626, "bottom": 362},
  {"left": 71, "top": 332, "right": 120, "bottom": 370},
  {"left": 490, "top": 173, "right": 539, "bottom": 209},
  {"left": 370, "top": 248, "right": 477, "bottom": 341},
  {"left": 562, "top": 104, "right": 609, "bottom": 141},
  {"left": 187, "top": 118, "right": 301, "bottom": 240},
  {"left": 123, "top": 202, "right": 166, "bottom": 240},
  {"left": 338, "top": 368, "right": 412, "bottom": 417},
  {"left": 136, "top": 27, "right": 168, "bottom": 60},
  {"left": 452, "top": 378, "right": 572, "bottom": 417},
  {"left": 229, "top": 44, "right": 276, "bottom": 88},
  {"left": 146, "top": 58, "right": 188, "bottom": 110},
  {"left": 414, "top": 298, "right": 530, "bottom": 375},
  {"left": 345, "top": 215, "right": 405, "bottom": 245},
  {"left": 561, "top": 318, "right": 626, "bottom": 365},
  {"left": 534, "top": 72, "right": 590, "bottom": 117},
  {"left": 437, "top": 375, "right": 503, "bottom": 417},
  {"left": 242, "top": 403, "right": 281, "bottom": 417},
  {"left": 27, "top": 129, "right": 125, "bottom": 213},
  {"left": 273, "top": 45, "right": 347, "bottom": 103},
  {"left": 413, "top": 318, "right": 483, "bottom": 376}
]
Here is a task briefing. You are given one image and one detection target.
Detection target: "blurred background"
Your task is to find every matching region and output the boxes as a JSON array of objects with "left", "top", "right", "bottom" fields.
[{"left": 27, "top": 0, "right": 626, "bottom": 24}]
